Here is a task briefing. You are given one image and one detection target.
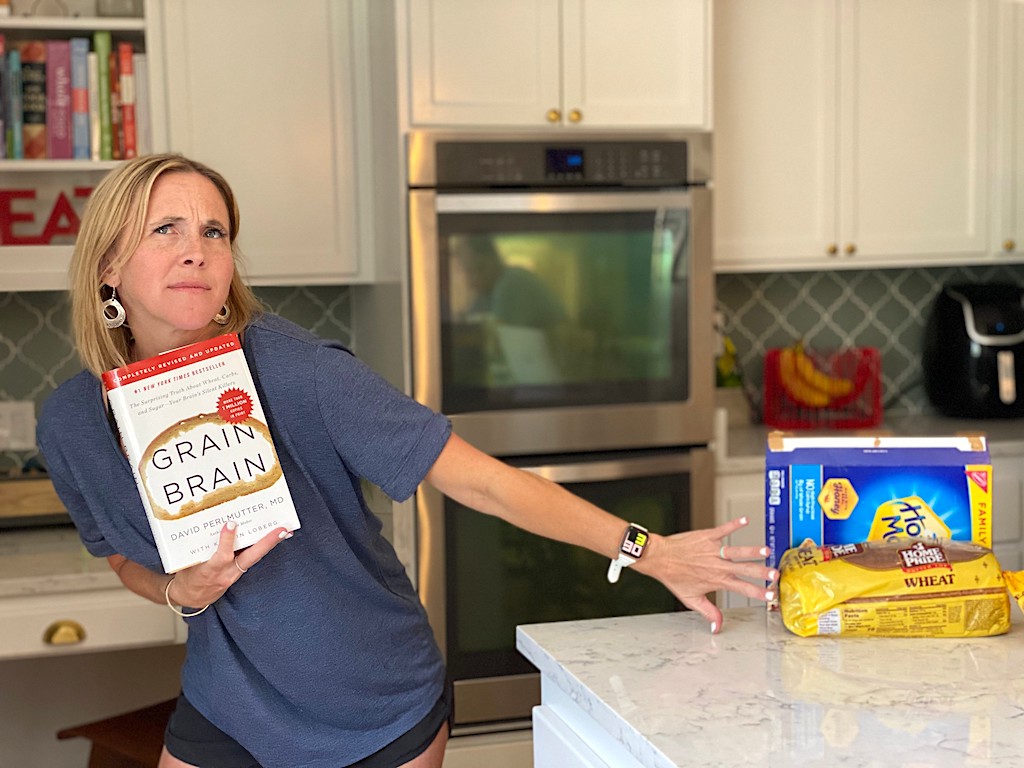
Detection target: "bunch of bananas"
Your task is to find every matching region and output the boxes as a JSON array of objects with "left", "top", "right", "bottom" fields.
[{"left": 777, "top": 343, "right": 854, "bottom": 408}]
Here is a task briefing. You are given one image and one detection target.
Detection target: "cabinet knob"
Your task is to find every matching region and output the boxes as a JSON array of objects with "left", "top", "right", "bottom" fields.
[
  {"left": 44, "top": 620, "right": 86, "bottom": 646},
  {"left": 546, "top": 108, "right": 561, "bottom": 123},
  {"left": 826, "top": 243, "right": 838, "bottom": 255},
  {"left": 844, "top": 243, "right": 857, "bottom": 255},
  {"left": 568, "top": 109, "right": 583, "bottom": 123},
  {"left": 1005, "top": 239, "right": 1016, "bottom": 252}
]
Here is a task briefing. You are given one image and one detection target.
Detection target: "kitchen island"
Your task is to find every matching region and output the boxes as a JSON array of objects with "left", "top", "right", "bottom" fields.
[{"left": 517, "top": 607, "right": 1024, "bottom": 767}]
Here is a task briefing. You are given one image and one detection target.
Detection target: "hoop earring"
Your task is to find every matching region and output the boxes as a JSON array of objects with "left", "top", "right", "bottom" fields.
[
  {"left": 213, "top": 304, "right": 232, "bottom": 325},
  {"left": 101, "top": 287, "right": 126, "bottom": 330}
]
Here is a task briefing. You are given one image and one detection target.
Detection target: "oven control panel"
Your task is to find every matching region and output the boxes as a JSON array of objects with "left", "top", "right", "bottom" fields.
[{"left": 434, "top": 140, "right": 691, "bottom": 188}]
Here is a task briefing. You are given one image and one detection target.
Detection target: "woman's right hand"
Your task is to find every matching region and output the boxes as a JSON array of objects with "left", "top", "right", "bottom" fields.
[{"left": 166, "top": 522, "right": 293, "bottom": 608}]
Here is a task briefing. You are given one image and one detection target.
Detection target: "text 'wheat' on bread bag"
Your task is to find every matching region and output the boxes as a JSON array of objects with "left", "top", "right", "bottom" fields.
[{"left": 779, "top": 538, "right": 1010, "bottom": 638}]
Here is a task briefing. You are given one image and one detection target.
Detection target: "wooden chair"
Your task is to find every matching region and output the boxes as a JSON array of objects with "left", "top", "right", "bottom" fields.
[{"left": 57, "top": 699, "right": 175, "bottom": 768}]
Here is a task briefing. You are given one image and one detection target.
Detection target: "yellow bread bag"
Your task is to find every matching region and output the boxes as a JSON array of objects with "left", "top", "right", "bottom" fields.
[{"left": 779, "top": 537, "right": 1010, "bottom": 638}]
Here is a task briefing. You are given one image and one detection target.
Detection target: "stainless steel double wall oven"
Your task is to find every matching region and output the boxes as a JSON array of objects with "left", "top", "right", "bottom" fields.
[{"left": 407, "top": 132, "right": 715, "bottom": 732}]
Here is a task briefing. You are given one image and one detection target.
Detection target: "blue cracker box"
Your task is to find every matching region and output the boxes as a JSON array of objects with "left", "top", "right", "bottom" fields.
[{"left": 765, "top": 432, "right": 991, "bottom": 572}]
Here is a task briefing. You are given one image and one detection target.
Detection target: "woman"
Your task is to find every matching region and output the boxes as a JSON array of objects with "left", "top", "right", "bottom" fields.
[{"left": 38, "top": 154, "right": 775, "bottom": 768}]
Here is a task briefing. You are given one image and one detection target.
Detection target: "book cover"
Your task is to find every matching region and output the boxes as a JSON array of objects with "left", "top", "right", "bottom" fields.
[
  {"left": 70, "top": 37, "right": 90, "bottom": 159},
  {"left": 92, "top": 31, "right": 112, "bottom": 160},
  {"left": 86, "top": 51, "right": 99, "bottom": 160},
  {"left": 17, "top": 39, "right": 45, "bottom": 159},
  {"left": 108, "top": 49, "right": 121, "bottom": 160},
  {"left": 7, "top": 48, "right": 22, "bottom": 159},
  {"left": 116, "top": 41, "right": 136, "bottom": 159},
  {"left": 132, "top": 52, "right": 150, "bottom": 155},
  {"left": 103, "top": 334, "right": 301, "bottom": 573},
  {"left": 45, "top": 39, "right": 72, "bottom": 159}
]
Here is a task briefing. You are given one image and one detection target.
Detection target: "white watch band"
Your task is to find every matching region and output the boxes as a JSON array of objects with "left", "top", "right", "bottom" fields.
[{"left": 607, "top": 554, "right": 637, "bottom": 583}]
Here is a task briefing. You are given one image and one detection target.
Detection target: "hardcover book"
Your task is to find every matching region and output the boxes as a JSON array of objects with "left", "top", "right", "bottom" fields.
[
  {"left": 103, "top": 334, "right": 301, "bottom": 573},
  {"left": 86, "top": 51, "right": 99, "bottom": 160},
  {"left": 132, "top": 52, "right": 149, "bottom": 154},
  {"left": 0, "top": 33, "right": 6, "bottom": 159},
  {"left": 92, "top": 31, "right": 112, "bottom": 160},
  {"left": 17, "top": 39, "right": 45, "bottom": 159},
  {"left": 116, "top": 41, "right": 135, "bottom": 159},
  {"left": 7, "top": 47, "right": 22, "bottom": 159},
  {"left": 45, "top": 39, "right": 72, "bottom": 159},
  {"left": 69, "top": 37, "right": 90, "bottom": 159}
]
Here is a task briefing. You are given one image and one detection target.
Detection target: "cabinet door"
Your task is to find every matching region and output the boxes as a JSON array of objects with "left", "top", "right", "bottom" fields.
[
  {"left": 162, "top": 0, "right": 362, "bottom": 282},
  {"left": 561, "top": 0, "right": 709, "bottom": 129},
  {"left": 993, "top": 0, "right": 1024, "bottom": 261},
  {"left": 714, "top": 473, "right": 766, "bottom": 609},
  {"left": 713, "top": 0, "right": 838, "bottom": 271},
  {"left": 840, "top": 0, "right": 990, "bottom": 261},
  {"left": 407, "top": 0, "right": 561, "bottom": 126}
]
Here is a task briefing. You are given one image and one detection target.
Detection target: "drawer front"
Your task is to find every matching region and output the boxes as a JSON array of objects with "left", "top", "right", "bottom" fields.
[{"left": 0, "top": 589, "right": 182, "bottom": 660}]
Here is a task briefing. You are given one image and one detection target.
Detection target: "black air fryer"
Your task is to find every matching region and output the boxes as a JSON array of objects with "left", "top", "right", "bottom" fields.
[{"left": 923, "top": 283, "right": 1024, "bottom": 418}]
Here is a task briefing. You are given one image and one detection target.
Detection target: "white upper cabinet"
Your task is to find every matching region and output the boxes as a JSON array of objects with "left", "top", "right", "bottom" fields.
[
  {"left": 405, "top": 0, "right": 710, "bottom": 129},
  {"left": 993, "top": 1, "right": 1024, "bottom": 260},
  {"left": 161, "top": 0, "right": 371, "bottom": 284},
  {"left": 714, "top": 0, "right": 991, "bottom": 272}
]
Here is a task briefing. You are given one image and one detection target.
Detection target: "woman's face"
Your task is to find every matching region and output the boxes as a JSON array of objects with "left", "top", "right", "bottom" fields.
[{"left": 107, "top": 172, "right": 236, "bottom": 358}]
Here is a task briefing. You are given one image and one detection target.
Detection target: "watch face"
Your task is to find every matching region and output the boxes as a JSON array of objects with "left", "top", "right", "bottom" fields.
[{"left": 621, "top": 527, "right": 648, "bottom": 558}]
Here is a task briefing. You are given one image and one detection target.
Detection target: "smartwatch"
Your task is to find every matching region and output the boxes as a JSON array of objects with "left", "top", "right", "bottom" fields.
[{"left": 607, "top": 523, "right": 649, "bottom": 583}]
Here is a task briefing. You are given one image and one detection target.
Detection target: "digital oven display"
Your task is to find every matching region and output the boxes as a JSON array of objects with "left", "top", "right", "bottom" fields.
[{"left": 546, "top": 148, "right": 584, "bottom": 175}]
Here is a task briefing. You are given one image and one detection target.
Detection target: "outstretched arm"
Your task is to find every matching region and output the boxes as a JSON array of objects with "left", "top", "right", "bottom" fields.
[{"left": 425, "top": 433, "right": 776, "bottom": 633}]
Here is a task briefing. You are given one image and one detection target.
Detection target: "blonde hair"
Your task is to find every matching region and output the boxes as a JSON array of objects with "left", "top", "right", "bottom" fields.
[{"left": 70, "top": 154, "right": 263, "bottom": 377}]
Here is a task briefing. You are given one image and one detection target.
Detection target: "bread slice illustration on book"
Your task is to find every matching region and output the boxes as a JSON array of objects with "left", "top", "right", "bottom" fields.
[{"left": 103, "top": 334, "right": 300, "bottom": 573}]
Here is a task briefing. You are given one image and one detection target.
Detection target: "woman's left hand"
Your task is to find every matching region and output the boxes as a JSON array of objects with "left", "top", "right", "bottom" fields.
[{"left": 633, "top": 516, "right": 777, "bottom": 634}]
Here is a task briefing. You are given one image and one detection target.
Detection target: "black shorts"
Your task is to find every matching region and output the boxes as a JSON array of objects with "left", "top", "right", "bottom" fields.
[{"left": 164, "top": 679, "right": 453, "bottom": 768}]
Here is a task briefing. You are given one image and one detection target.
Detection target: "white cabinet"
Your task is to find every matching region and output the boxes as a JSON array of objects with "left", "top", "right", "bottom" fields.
[
  {"left": 714, "top": 471, "right": 765, "bottom": 610},
  {"left": 992, "top": 1, "right": 1024, "bottom": 261},
  {"left": 404, "top": 0, "right": 709, "bottom": 129},
  {"left": 533, "top": 706, "right": 609, "bottom": 768},
  {"left": 0, "top": 6, "right": 169, "bottom": 290},
  {"left": 0, "top": 587, "right": 184, "bottom": 661},
  {"left": 714, "top": 0, "right": 991, "bottom": 272},
  {"left": 161, "top": 0, "right": 375, "bottom": 284}
]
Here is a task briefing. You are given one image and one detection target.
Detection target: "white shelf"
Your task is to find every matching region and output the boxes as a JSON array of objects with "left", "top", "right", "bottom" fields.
[
  {"left": 0, "top": 15, "right": 145, "bottom": 32},
  {"left": 0, "top": 159, "right": 121, "bottom": 171}
]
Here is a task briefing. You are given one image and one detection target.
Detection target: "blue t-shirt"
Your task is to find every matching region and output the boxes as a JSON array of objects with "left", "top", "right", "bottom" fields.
[{"left": 37, "top": 314, "right": 452, "bottom": 767}]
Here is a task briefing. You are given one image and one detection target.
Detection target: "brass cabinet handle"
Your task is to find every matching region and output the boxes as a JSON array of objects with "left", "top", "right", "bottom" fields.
[
  {"left": 546, "top": 108, "right": 561, "bottom": 123},
  {"left": 1004, "top": 239, "right": 1016, "bottom": 252},
  {"left": 826, "top": 243, "right": 838, "bottom": 255},
  {"left": 44, "top": 620, "right": 86, "bottom": 646},
  {"left": 568, "top": 109, "right": 583, "bottom": 123},
  {"left": 844, "top": 243, "right": 857, "bottom": 255}
]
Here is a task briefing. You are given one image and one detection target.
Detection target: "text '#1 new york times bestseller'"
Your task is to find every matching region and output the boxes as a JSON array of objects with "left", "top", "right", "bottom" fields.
[{"left": 103, "top": 334, "right": 300, "bottom": 573}]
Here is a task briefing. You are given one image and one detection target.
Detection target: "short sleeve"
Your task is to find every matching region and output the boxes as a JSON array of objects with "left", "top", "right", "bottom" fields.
[
  {"left": 312, "top": 344, "right": 451, "bottom": 501},
  {"left": 43, "top": 452, "right": 118, "bottom": 558}
]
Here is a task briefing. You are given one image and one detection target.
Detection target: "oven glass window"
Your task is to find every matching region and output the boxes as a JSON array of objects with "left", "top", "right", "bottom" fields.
[
  {"left": 438, "top": 209, "right": 691, "bottom": 413},
  {"left": 444, "top": 467, "right": 689, "bottom": 680}
]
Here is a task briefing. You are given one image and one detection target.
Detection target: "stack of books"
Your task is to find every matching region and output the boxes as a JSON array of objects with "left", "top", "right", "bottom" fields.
[{"left": 0, "top": 30, "right": 150, "bottom": 160}]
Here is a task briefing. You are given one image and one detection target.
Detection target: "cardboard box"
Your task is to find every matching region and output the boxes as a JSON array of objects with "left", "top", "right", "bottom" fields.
[{"left": 765, "top": 432, "right": 991, "bottom": 571}]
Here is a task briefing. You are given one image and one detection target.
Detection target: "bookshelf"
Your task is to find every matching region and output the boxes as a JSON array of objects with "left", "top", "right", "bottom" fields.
[{"left": 0, "top": 2, "right": 167, "bottom": 290}]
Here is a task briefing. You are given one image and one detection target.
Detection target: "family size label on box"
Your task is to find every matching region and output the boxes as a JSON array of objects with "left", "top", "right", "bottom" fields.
[{"left": 765, "top": 434, "right": 991, "bottom": 571}]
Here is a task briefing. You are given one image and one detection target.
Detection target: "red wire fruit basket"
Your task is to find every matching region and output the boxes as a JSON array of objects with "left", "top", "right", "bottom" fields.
[{"left": 763, "top": 346, "right": 882, "bottom": 429}]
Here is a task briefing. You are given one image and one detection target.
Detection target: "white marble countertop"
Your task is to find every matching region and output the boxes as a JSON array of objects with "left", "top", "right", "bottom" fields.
[
  {"left": 0, "top": 527, "right": 119, "bottom": 598},
  {"left": 715, "top": 410, "right": 1024, "bottom": 475},
  {"left": 517, "top": 607, "right": 1024, "bottom": 768}
]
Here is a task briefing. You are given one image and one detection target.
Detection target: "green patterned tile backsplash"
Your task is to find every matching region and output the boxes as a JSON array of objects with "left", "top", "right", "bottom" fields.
[
  {"left": 0, "top": 286, "right": 352, "bottom": 474},
  {"left": 716, "top": 263, "right": 1024, "bottom": 421}
]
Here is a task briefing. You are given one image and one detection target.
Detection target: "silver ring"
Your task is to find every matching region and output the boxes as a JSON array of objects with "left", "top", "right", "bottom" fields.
[
  {"left": 234, "top": 558, "right": 248, "bottom": 574},
  {"left": 719, "top": 546, "right": 727, "bottom": 559}
]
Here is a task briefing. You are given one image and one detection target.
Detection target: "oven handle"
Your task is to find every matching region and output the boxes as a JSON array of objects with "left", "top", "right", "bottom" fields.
[
  {"left": 520, "top": 451, "right": 703, "bottom": 484},
  {"left": 435, "top": 190, "right": 698, "bottom": 214}
]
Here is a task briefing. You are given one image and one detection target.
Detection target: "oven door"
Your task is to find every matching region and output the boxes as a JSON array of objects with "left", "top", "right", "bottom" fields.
[
  {"left": 417, "top": 446, "right": 714, "bottom": 729},
  {"left": 409, "top": 188, "right": 713, "bottom": 456}
]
